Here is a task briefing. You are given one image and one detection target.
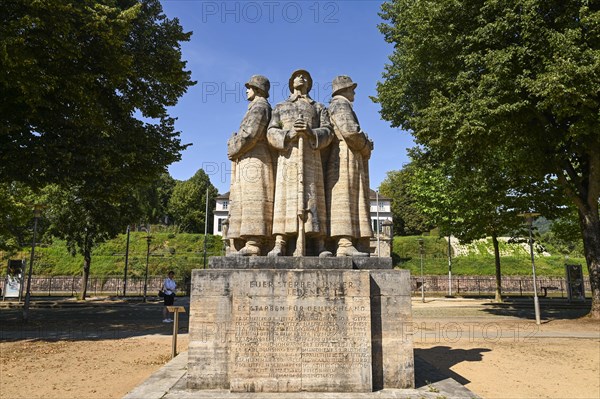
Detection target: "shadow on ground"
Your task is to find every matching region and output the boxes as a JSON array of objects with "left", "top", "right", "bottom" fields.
[
  {"left": 480, "top": 298, "right": 591, "bottom": 320},
  {"left": 0, "top": 299, "right": 189, "bottom": 342},
  {"left": 415, "top": 346, "right": 491, "bottom": 387}
]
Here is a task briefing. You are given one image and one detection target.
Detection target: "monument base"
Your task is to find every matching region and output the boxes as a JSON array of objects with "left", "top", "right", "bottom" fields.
[
  {"left": 207, "top": 256, "right": 393, "bottom": 270},
  {"left": 124, "top": 352, "right": 482, "bottom": 399},
  {"left": 188, "top": 257, "right": 413, "bottom": 393}
]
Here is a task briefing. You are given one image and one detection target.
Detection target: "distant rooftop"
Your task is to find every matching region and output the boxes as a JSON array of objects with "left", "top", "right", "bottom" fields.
[{"left": 369, "top": 189, "right": 390, "bottom": 200}]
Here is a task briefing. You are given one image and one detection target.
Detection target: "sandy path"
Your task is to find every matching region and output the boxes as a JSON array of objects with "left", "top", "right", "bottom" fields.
[
  {"left": 1, "top": 299, "right": 599, "bottom": 399},
  {"left": 1, "top": 335, "right": 188, "bottom": 399}
]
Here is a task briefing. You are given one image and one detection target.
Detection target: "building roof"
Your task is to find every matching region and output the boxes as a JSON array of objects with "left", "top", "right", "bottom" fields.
[
  {"left": 216, "top": 192, "right": 230, "bottom": 199},
  {"left": 369, "top": 189, "right": 391, "bottom": 201}
]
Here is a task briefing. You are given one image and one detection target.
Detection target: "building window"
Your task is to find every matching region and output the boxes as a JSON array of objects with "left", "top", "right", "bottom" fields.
[
  {"left": 372, "top": 219, "right": 382, "bottom": 233},
  {"left": 222, "top": 201, "right": 228, "bottom": 210},
  {"left": 379, "top": 203, "right": 386, "bottom": 211},
  {"left": 217, "top": 218, "right": 225, "bottom": 232}
]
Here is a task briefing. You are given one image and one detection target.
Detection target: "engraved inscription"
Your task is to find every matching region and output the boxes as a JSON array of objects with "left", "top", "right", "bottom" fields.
[
  {"left": 189, "top": 270, "right": 381, "bottom": 392},
  {"left": 231, "top": 296, "right": 371, "bottom": 381}
]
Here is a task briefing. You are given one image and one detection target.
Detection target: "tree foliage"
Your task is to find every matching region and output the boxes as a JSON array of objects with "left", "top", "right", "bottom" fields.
[
  {"left": 0, "top": 183, "right": 37, "bottom": 254},
  {"left": 168, "top": 169, "right": 218, "bottom": 234},
  {"left": 43, "top": 184, "right": 143, "bottom": 299},
  {"left": 0, "top": 0, "right": 194, "bottom": 192},
  {"left": 376, "top": 0, "right": 600, "bottom": 315},
  {"left": 135, "top": 172, "right": 176, "bottom": 225},
  {"left": 404, "top": 147, "right": 566, "bottom": 301},
  {"left": 407, "top": 149, "right": 566, "bottom": 242},
  {"left": 0, "top": 0, "right": 195, "bottom": 296},
  {"left": 546, "top": 205, "right": 586, "bottom": 256},
  {"left": 378, "top": 165, "right": 433, "bottom": 236}
]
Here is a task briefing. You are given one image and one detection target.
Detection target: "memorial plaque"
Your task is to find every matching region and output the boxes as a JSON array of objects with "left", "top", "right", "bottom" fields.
[{"left": 189, "top": 269, "right": 373, "bottom": 392}]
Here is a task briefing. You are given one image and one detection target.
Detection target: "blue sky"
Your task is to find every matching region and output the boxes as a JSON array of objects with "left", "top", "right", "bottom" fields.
[{"left": 160, "top": 0, "right": 413, "bottom": 193}]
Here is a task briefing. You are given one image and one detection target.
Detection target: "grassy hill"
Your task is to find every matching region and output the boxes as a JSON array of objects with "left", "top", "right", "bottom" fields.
[
  {"left": 17, "top": 232, "right": 224, "bottom": 279},
  {"left": 7, "top": 233, "right": 586, "bottom": 278},
  {"left": 394, "top": 235, "right": 587, "bottom": 277}
]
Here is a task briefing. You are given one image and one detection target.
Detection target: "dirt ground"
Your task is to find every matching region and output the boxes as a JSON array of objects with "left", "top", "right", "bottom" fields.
[
  {"left": 0, "top": 335, "right": 187, "bottom": 399},
  {"left": 1, "top": 298, "right": 599, "bottom": 399}
]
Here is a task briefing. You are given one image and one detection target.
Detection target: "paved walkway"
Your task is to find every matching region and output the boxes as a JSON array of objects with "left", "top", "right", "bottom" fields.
[
  {"left": 0, "top": 296, "right": 191, "bottom": 340},
  {"left": 2, "top": 296, "right": 596, "bottom": 340}
]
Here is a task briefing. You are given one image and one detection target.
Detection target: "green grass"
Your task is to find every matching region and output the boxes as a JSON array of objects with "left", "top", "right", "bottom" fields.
[
  {"left": 8, "top": 233, "right": 586, "bottom": 278},
  {"left": 392, "top": 236, "right": 587, "bottom": 277},
  {"left": 24, "top": 232, "right": 224, "bottom": 279}
]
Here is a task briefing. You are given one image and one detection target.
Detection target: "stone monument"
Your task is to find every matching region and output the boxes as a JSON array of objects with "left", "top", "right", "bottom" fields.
[
  {"left": 327, "top": 75, "right": 374, "bottom": 257},
  {"left": 226, "top": 75, "right": 274, "bottom": 256},
  {"left": 188, "top": 70, "right": 414, "bottom": 394},
  {"left": 266, "top": 69, "right": 333, "bottom": 257}
]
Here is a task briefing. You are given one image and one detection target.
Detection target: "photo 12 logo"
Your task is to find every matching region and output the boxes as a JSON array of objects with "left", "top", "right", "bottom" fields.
[
  {"left": 203, "top": 161, "right": 307, "bottom": 185},
  {"left": 200, "top": 1, "right": 340, "bottom": 24},
  {"left": 402, "top": 322, "right": 540, "bottom": 344},
  {"left": 201, "top": 80, "right": 334, "bottom": 104}
]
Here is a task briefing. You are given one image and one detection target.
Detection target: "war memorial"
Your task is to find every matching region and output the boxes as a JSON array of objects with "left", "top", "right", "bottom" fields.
[{"left": 187, "top": 70, "right": 415, "bottom": 393}]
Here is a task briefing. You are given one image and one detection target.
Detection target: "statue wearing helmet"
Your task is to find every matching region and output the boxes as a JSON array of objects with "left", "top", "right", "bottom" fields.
[{"left": 226, "top": 75, "right": 274, "bottom": 256}]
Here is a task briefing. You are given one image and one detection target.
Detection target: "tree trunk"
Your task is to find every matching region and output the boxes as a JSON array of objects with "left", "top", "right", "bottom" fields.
[
  {"left": 80, "top": 250, "right": 91, "bottom": 300},
  {"left": 492, "top": 233, "right": 502, "bottom": 303},
  {"left": 578, "top": 205, "right": 600, "bottom": 319}
]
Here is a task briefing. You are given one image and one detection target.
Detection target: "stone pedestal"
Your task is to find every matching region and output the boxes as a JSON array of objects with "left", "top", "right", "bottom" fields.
[{"left": 188, "top": 257, "right": 413, "bottom": 393}]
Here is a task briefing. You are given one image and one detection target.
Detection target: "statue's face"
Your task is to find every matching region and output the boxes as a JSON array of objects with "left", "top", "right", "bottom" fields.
[
  {"left": 246, "top": 86, "right": 256, "bottom": 101},
  {"left": 293, "top": 74, "right": 308, "bottom": 92},
  {"left": 344, "top": 87, "right": 356, "bottom": 102}
]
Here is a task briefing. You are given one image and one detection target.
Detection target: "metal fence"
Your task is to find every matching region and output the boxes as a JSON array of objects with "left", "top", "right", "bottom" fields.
[
  {"left": 411, "top": 275, "right": 592, "bottom": 298},
  {"left": 1, "top": 275, "right": 189, "bottom": 298},
  {"left": 0, "top": 274, "right": 592, "bottom": 298}
]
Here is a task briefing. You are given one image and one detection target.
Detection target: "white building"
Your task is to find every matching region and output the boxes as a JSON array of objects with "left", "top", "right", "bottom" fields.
[
  {"left": 213, "top": 190, "right": 392, "bottom": 237},
  {"left": 369, "top": 189, "right": 392, "bottom": 235},
  {"left": 213, "top": 192, "right": 230, "bottom": 236}
]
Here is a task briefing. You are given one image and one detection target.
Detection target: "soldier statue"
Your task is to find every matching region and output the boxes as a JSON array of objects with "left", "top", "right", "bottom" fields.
[
  {"left": 326, "top": 76, "right": 373, "bottom": 256},
  {"left": 226, "top": 75, "right": 274, "bottom": 256},
  {"left": 266, "top": 70, "right": 333, "bottom": 257}
]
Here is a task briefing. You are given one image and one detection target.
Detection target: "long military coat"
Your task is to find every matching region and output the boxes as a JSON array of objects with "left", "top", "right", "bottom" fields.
[
  {"left": 326, "top": 95, "right": 373, "bottom": 239},
  {"left": 226, "top": 96, "right": 274, "bottom": 239},
  {"left": 267, "top": 94, "right": 332, "bottom": 236}
]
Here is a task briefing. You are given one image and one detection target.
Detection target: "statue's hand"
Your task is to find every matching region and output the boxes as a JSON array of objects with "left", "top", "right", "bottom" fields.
[
  {"left": 293, "top": 119, "right": 313, "bottom": 138},
  {"left": 293, "top": 118, "right": 307, "bottom": 130},
  {"left": 359, "top": 136, "right": 374, "bottom": 158}
]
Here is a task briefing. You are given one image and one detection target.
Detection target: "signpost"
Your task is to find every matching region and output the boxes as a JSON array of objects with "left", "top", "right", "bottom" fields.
[
  {"left": 166, "top": 306, "right": 186, "bottom": 358},
  {"left": 3, "top": 260, "right": 25, "bottom": 301}
]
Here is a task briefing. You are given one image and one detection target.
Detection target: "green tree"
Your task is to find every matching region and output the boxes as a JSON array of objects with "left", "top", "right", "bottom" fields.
[
  {"left": 0, "top": 0, "right": 193, "bottom": 190},
  {"left": 378, "top": 165, "right": 433, "bottom": 236},
  {"left": 44, "top": 184, "right": 142, "bottom": 299},
  {"left": 0, "top": 1, "right": 193, "bottom": 288},
  {"left": 168, "top": 169, "right": 218, "bottom": 233},
  {"left": 135, "top": 172, "right": 177, "bottom": 225},
  {"left": 376, "top": 0, "right": 600, "bottom": 317},
  {"left": 0, "top": 183, "right": 37, "bottom": 254},
  {"left": 406, "top": 149, "right": 564, "bottom": 301},
  {"left": 545, "top": 206, "right": 586, "bottom": 256}
]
